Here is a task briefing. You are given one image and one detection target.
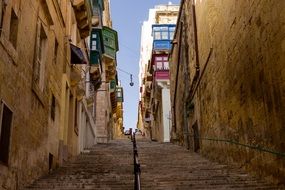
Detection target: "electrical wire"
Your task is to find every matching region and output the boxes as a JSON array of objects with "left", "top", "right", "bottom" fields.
[{"left": 117, "top": 67, "right": 132, "bottom": 75}]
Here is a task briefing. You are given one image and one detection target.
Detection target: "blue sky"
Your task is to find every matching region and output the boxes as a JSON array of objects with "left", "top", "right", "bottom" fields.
[{"left": 110, "top": 0, "right": 180, "bottom": 130}]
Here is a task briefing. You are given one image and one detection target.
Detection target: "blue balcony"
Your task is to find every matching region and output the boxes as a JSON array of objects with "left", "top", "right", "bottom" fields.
[
  {"left": 152, "top": 24, "right": 176, "bottom": 51},
  {"left": 153, "top": 40, "right": 172, "bottom": 50}
]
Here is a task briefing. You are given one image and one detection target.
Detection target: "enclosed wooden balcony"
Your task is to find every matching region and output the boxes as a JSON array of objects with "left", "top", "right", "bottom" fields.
[
  {"left": 90, "top": 28, "right": 103, "bottom": 65},
  {"left": 116, "top": 86, "right": 124, "bottom": 102},
  {"left": 90, "top": 0, "right": 104, "bottom": 27},
  {"left": 72, "top": 0, "right": 92, "bottom": 39},
  {"left": 102, "top": 26, "right": 119, "bottom": 62},
  {"left": 152, "top": 24, "right": 175, "bottom": 52},
  {"left": 151, "top": 53, "right": 170, "bottom": 81}
]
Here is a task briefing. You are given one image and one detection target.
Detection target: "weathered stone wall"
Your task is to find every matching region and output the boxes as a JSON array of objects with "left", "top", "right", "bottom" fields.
[
  {"left": 0, "top": 0, "right": 66, "bottom": 188},
  {"left": 151, "top": 85, "right": 163, "bottom": 142},
  {"left": 170, "top": 0, "right": 285, "bottom": 184},
  {"left": 0, "top": 0, "right": 96, "bottom": 188},
  {"left": 94, "top": 64, "right": 112, "bottom": 143}
]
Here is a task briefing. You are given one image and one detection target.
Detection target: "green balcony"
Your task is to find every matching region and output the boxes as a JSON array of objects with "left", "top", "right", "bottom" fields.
[
  {"left": 90, "top": 28, "right": 103, "bottom": 65},
  {"left": 109, "top": 80, "right": 116, "bottom": 93},
  {"left": 116, "top": 86, "right": 124, "bottom": 102},
  {"left": 102, "top": 26, "right": 119, "bottom": 61}
]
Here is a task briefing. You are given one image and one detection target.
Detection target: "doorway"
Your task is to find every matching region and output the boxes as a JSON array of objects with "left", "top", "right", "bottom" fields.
[
  {"left": 49, "top": 153, "right": 53, "bottom": 172},
  {"left": 192, "top": 122, "right": 200, "bottom": 152}
]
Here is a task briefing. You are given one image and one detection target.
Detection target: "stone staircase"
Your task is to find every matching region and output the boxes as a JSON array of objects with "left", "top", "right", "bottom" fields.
[
  {"left": 137, "top": 139, "right": 282, "bottom": 189},
  {"left": 24, "top": 140, "right": 134, "bottom": 190},
  {"left": 24, "top": 138, "right": 282, "bottom": 190}
]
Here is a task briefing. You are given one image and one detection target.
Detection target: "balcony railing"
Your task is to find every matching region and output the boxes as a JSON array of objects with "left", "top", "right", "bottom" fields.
[
  {"left": 153, "top": 40, "right": 172, "bottom": 51},
  {"left": 155, "top": 70, "right": 169, "bottom": 80},
  {"left": 131, "top": 133, "right": 141, "bottom": 190}
]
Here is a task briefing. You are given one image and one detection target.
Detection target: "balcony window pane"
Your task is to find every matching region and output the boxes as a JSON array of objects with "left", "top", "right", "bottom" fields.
[
  {"left": 170, "top": 31, "right": 174, "bottom": 40},
  {"left": 154, "top": 32, "right": 161, "bottom": 40},
  {"left": 91, "top": 41, "right": 97, "bottom": 50},
  {"left": 164, "top": 62, "right": 169, "bottom": 70},
  {"left": 156, "top": 57, "right": 162, "bottom": 61},
  {"left": 156, "top": 62, "right": 163, "bottom": 70},
  {"left": 161, "top": 31, "right": 168, "bottom": 39},
  {"left": 153, "top": 26, "right": 160, "bottom": 31}
]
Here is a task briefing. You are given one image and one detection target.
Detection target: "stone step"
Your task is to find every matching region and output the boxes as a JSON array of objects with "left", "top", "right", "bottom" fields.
[{"left": 24, "top": 139, "right": 282, "bottom": 190}]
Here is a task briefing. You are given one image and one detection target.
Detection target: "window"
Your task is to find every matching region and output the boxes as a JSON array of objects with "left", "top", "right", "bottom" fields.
[
  {"left": 169, "top": 27, "right": 175, "bottom": 40},
  {"left": 54, "top": 38, "right": 58, "bottom": 63},
  {"left": 0, "top": 101, "right": 13, "bottom": 165},
  {"left": 33, "top": 20, "right": 47, "bottom": 91},
  {"left": 156, "top": 62, "right": 163, "bottom": 70},
  {"left": 155, "top": 55, "right": 169, "bottom": 70},
  {"left": 164, "top": 61, "right": 169, "bottom": 70},
  {"left": 49, "top": 153, "right": 53, "bottom": 171},
  {"left": 9, "top": 9, "right": 18, "bottom": 48},
  {"left": 153, "top": 25, "right": 176, "bottom": 40},
  {"left": 154, "top": 31, "right": 161, "bottom": 40},
  {"left": 161, "top": 31, "right": 168, "bottom": 40},
  {"left": 91, "top": 33, "right": 97, "bottom": 50},
  {"left": 51, "top": 95, "right": 55, "bottom": 121},
  {"left": 104, "top": 37, "right": 115, "bottom": 48}
]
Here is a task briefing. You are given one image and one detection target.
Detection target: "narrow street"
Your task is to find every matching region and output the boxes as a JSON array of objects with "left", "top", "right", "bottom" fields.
[
  {"left": 1, "top": 0, "right": 285, "bottom": 189},
  {"left": 24, "top": 138, "right": 280, "bottom": 190}
]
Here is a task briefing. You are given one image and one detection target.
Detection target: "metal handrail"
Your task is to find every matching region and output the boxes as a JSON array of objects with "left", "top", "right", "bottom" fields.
[{"left": 132, "top": 133, "right": 141, "bottom": 190}]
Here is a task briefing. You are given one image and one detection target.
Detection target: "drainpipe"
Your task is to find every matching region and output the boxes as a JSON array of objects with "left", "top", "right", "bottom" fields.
[
  {"left": 192, "top": 0, "right": 200, "bottom": 82},
  {"left": 173, "top": 22, "right": 184, "bottom": 133}
]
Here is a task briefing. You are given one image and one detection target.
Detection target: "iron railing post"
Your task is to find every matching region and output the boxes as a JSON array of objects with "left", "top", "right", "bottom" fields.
[{"left": 132, "top": 132, "right": 141, "bottom": 190}]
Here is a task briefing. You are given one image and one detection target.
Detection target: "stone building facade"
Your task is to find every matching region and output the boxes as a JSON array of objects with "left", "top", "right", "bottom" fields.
[
  {"left": 170, "top": 0, "right": 285, "bottom": 184},
  {"left": 93, "top": 0, "right": 121, "bottom": 143},
  {"left": 0, "top": 0, "right": 120, "bottom": 189},
  {"left": 138, "top": 3, "right": 179, "bottom": 142}
]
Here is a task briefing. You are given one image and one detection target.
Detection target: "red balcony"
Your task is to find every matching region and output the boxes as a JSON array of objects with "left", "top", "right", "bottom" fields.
[
  {"left": 155, "top": 70, "right": 169, "bottom": 80},
  {"left": 151, "top": 53, "right": 169, "bottom": 81}
]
